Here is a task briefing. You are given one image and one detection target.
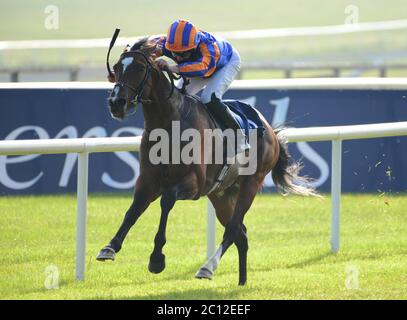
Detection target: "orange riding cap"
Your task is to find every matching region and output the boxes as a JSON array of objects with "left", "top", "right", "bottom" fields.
[{"left": 165, "top": 19, "right": 200, "bottom": 52}]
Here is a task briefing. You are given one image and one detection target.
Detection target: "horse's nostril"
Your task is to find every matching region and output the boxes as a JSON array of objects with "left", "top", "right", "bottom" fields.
[
  {"left": 108, "top": 97, "right": 126, "bottom": 108},
  {"left": 117, "top": 98, "right": 126, "bottom": 107},
  {"left": 108, "top": 98, "right": 127, "bottom": 119}
]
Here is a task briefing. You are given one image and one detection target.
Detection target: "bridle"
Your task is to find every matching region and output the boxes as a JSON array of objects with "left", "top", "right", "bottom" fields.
[
  {"left": 114, "top": 51, "right": 153, "bottom": 105},
  {"left": 106, "top": 28, "right": 183, "bottom": 111}
]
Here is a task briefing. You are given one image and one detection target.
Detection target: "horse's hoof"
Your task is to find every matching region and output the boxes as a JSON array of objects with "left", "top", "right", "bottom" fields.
[
  {"left": 148, "top": 254, "right": 165, "bottom": 274},
  {"left": 96, "top": 246, "right": 116, "bottom": 261},
  {"left": 195, "top": 267, "right": 213, "bottom": 280}
]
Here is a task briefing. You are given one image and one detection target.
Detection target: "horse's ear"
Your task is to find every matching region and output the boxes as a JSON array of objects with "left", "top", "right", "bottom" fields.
[
  {"left": 122, "top": 44, "right": 131, "bottom": 53},
  {"left": 141, "top": 40, "right": 157, "bottom": 56}
]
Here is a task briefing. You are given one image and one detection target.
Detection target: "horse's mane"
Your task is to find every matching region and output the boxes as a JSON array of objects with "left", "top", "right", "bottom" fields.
[
  {"left": 128, "top": 36, "right": 188, "bottom": 100},
  {"left": 130, "top": 37, "right": 156, "bottom": 56}
]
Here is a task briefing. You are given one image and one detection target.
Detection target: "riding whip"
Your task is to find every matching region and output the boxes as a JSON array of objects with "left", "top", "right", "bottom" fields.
[{"left": 106, "top": 28, "right": 121, "bottom": 78}]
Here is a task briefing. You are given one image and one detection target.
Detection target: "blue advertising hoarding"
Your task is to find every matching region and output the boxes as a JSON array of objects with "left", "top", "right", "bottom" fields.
[{"left": 1, "top": 82, "right": 406, "bottom": 194}]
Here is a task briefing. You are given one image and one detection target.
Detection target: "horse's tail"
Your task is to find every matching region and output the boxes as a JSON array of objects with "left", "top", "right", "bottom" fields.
[{"left": 272, "top": 128, "right": 320, "bottom": 197}]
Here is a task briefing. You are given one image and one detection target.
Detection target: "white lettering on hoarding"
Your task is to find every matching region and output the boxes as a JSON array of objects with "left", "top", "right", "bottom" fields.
[
  {"left": 265, "top": 97, "right": 329, "bottom": 188},
  {"left": 101, "top": 127, "right": 142, "bottom": 189},
  {"left": 0, "top": 96, "right": 330, "bottom": 191},
  {"left": 0, "top": 126, "right": 48, "bottom": 190},
  {"left": 0, "top": 126, "right": 143, "bottom": 190}
]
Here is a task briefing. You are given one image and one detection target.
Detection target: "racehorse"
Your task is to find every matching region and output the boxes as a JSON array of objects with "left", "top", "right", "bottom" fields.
[{"left": 96, "top": 33, "right": 318, "bottom": 285}]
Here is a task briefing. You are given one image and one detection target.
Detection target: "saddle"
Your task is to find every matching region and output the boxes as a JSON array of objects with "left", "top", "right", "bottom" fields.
[
  {"left": 213, "top": 99, "right": 265, "bottom": 138},
  {"left": 185, "top": 93, "right": 265, "bottom": 137},
  {"left": 185, "top": 94, "right": 265, "bottom": 194}
]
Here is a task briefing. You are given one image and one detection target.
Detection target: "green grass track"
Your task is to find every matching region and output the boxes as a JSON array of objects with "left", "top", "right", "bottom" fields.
[{"left": 0, "top": 193, "right": 406, "bottom": 299}]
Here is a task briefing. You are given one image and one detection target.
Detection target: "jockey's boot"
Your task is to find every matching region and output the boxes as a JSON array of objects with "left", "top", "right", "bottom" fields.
[{"left": 205, "top": 93, "right": 250, "bottom": 155}]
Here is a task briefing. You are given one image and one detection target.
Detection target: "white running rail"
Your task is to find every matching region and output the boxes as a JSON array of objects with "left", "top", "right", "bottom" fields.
[
  {"left": 1, "top": 121, "right": 407, "bottom": 280},
  {"left": 1, "top": 19, "right": 407, "bottom": 50}
]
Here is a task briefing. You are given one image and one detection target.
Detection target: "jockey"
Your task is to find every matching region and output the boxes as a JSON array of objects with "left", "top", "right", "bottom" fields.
[{"left": 153, "top": 19, "right": 250, "bottom": 153}]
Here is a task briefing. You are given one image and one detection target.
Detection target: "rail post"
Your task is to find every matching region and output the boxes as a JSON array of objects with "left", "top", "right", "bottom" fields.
[
  {"left": 76, "top": 152, "right": 89, "bottom": 280},
  {"left": 331, "top": 139, "right": 342, "bottom": 253},
  {"left": 10, "top": 71, "right": 19, "bottom": 82},
  {"left": 207, "top": 200, "right": 216, "bottom": 259}
]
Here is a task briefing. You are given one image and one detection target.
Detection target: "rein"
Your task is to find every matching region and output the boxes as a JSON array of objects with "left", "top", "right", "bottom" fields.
[
  {"left": 106, "top": 29, "right": 185, "bottom": 110},
  {"left": 116, "top": 50, "right": 182, "bottom": 105}
]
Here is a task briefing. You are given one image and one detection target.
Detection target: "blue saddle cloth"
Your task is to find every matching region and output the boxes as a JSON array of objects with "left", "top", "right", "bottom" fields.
[{"left": 220, "top": 100, "right": 265, "bottom": 137}]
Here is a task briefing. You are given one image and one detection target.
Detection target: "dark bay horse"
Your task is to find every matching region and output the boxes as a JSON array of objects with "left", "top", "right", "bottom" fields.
[{"left": 96, "top": 37, "right": 317, "bottom": 285}]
